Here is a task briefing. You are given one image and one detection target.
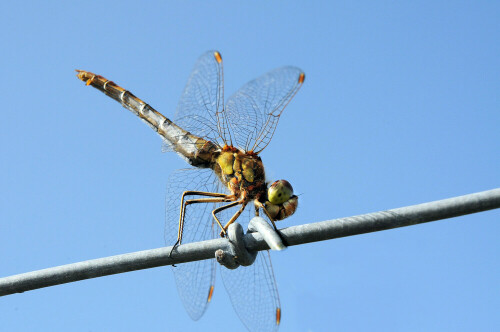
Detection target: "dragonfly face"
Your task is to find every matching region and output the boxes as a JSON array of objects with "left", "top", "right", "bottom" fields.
[
  {"left": 265, "top": 180, "right": 298, "bottom": 221},
  {"left": 76, "top": 50, "right": 304, "bottom": 332}
]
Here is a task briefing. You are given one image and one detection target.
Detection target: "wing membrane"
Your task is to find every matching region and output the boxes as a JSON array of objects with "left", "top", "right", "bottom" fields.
[
  {"left": 169, "top": 50, "right": 227, "bottom": 149},
  {"left": 224, "top": 67, "right": 304, "bottom": 153},
  {"left": 220, "top": 247, "right": 281, "bottom": 332},
  {"left": 163, "top": 53, "right": 294, "bottom": 327},
  {"left": 165, "top": 168, "right": 225, "bottom": 320}
]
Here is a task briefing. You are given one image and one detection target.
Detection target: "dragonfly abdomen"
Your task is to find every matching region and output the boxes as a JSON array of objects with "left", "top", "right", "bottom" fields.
[
  {"left": 76, "top": 70, "right": 217, "bottom": 168},
  {"left": 163, "top": 124, "right": 217, "bottom": 167}
]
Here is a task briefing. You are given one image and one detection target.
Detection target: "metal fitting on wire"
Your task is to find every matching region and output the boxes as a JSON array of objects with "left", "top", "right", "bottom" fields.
[
  {"left": 248, "top": 217, "right": 287, "bottom": 251},
  {"left": 216, "top": 217, "right": 287, "bottom": 270},
  {"left": 216, "top": 222, "right": 257, "bottom": 269}
]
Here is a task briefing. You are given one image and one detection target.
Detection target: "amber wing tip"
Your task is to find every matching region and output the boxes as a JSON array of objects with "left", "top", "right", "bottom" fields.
[
  {"left": 298, "top": 72, "right": 305, "bottom": 84},
  {"left": 207, "top": 285, "right": 215, "bottom": 302},
  {"left": 276, "top": 307, "right": 281, "bottom": 325},
  {"left": 214, "top": 51, "right": 222, "bottom": 63}
]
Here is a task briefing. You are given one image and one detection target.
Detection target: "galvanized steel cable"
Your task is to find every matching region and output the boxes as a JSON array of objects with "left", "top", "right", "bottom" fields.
[{"left": 1, "top": 188, "right": 499, "bottom": 297}]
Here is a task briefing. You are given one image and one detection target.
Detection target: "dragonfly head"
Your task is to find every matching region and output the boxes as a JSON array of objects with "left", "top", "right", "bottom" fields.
[{"left": 265, "top": 180, "right": 298, "bottom": 221}]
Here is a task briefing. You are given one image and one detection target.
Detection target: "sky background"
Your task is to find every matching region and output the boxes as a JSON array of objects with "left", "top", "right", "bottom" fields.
[{"left": 1, "top": 1, "right": 498, "bottom": 331}]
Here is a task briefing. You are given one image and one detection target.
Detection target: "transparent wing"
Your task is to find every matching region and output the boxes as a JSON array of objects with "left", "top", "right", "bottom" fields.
[
  {"left": 164, "top": 168, "right": 227, "bottom": 320},
  {"left": 220, "top": 210, "right": 281, "bottom": 332},
  {"left": 164, "top": 50, "right": 227, "bottom": 152},
  {"left": 224, "top": 67, "right": 304, "bottom": 153}
]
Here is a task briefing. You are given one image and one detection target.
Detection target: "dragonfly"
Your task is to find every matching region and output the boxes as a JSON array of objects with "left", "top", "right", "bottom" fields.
[{"left": 76, "top": 51, "right": 304, "bottom": 331}]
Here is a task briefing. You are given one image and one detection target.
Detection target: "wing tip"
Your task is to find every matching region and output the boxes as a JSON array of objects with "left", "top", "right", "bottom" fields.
[
  {"left": 298, "top": 72, "right": 305, "bottom": 84},
  {"left": 276, "top": 307, "right": 281, "bottom": 325},
  {"left": 207, "top": 285, "right": 215, "bottom": 302},
  {"left": 214, "top": 51, "right": 223, "bottom": 63}
]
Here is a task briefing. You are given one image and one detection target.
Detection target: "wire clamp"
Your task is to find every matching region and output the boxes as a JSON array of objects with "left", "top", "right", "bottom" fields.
[
  {"left": 216, "top": 222, "right": 257, "bottom": 269},
  {"left": 215, "top": 217, "right": 287, "bottom": 269}
]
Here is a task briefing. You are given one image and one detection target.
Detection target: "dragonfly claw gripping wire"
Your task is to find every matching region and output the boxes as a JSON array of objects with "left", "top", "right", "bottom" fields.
[{"left": 215, "top": 222, "right": 257, "bottom": 270}]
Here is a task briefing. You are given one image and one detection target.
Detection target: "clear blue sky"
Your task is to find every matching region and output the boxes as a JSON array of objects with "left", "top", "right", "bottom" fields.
[{"left": 1, "top": 1, "right": 498, "bottom": 331}]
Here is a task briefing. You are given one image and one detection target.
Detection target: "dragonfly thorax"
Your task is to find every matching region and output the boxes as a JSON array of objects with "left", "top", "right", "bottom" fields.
[{"left": 213, "top": 148, "right": 267, "bottom": 200}]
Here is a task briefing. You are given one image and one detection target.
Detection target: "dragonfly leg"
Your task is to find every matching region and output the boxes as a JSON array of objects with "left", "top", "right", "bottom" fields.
[
  {"left": 219, "top": 201, "right": 248, "bottom": 237},
  {"left": 211, "top": 201, "right": 243, "bottom": 237},
  {"left": 170, "top": 191, "right": 235, "bottom": 258},
  {"left": 177, "top": 191, "right": 234, "bottom": 244},
  {"left": 170, "top": 196, "right": 232, "bottom": 258},
  {"left": 254, "top": 201, "right": 289, "bottom": 248},
  {"left": 254, "top": 203, "right": 260, "bottom": 217},
  {"left": 169, "top": 238, "right": 181, "bottom": 261},
  {"left": 254, "top": 201, "right": 279, "bottom": 231}
]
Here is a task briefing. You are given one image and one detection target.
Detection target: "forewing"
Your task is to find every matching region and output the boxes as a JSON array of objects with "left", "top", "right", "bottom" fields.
[
  {"left": 219, "top": 208, "right": 281, "bottom": 332},
  {"left": 224, "top": 67, "right": 304, "bottom": 153},
  {"left": 165, "top": 168, "right": 226, "bottom": 320},
  {"left": 165, "top": 50, "right": 227, "bottom": 151}
]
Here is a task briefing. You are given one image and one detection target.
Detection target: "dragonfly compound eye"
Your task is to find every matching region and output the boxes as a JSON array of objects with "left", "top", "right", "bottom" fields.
[
  {"left": 265, "top": 195, "right": 298, "bottom": 221},
  {"left": 268, "top": 180, "right": 293, "bottom": 205},
  {"left": 265, "top": 180, "right": 298, "bottom": 220}
]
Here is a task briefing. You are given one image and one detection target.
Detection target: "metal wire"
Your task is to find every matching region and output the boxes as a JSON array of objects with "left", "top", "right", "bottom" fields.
[{"left": 1, "top": 188, "right": 499, "bottom": 297}]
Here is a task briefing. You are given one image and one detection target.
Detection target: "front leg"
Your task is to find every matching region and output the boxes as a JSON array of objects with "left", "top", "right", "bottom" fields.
[{"left": 254, "top": 200, "right": 279, "bottom": 231}]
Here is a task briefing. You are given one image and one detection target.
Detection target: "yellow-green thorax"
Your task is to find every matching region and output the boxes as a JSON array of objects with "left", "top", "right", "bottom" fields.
[{"left": 213, "top": 148, "right": 267, "bottom": 201}]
